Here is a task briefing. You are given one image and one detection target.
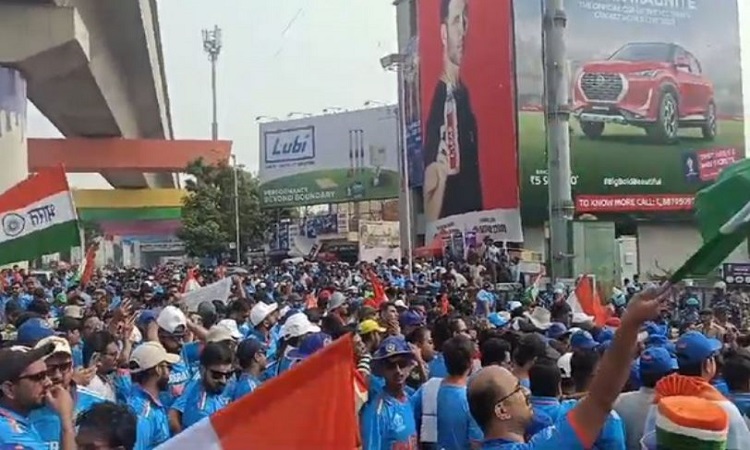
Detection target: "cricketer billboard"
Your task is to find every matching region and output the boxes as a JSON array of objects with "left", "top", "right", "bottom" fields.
[
  {"left": 418, "top": 0, "right": 522, "bottom": 242},
  {"left": 258, "top": 106, "right": 400, "bottom": 208},
  {"left": 514, "top": 0, "right": 745, "bottom": 223}
]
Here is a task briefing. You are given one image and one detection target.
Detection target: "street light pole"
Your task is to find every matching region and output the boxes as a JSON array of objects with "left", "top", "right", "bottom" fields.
[
  {"left": 230, "top": 154, "right": 241, "bottom": 264},
  {"left": 381, "top": 53, "right": 414, "bottom": 273},
  {"left": 543, "top": 0, "right": 574, "bottom": 279},
  {"left": 202, "top": 25, "right": 222, "bottom": 140}
]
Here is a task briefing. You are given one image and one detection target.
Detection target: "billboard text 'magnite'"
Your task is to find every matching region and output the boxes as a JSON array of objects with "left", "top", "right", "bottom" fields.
[
  {"left": 418, "top": 0, "right": 522, "bottom": 242},
  {"left": 515, "top": 0, "right": 745, "bottom": 223},
  {"left": 258, "top": 106, "right": 400, "bottom": 208}
]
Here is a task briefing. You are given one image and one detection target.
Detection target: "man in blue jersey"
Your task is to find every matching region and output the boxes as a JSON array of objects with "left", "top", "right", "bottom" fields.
[
  {"left": 0, "top": 343, "right": 77, "bottom": 450},
  {"left": 169, "top": 342, "right": 232, "bottom": 431},
  {"left": 29, "top": 336, "right": 106, "bottom": 448},
  {"left": 361, "top": 335, "right": 419, "bottom": 450},
  {"left": 127, "top": 341, "right": 179, "bottom": 450},
  {"left": 155, "top": 306, "right": 192, "bottom": 407},
  {"left": 467, "top": 285, "right": 669, "bottom": 449}
]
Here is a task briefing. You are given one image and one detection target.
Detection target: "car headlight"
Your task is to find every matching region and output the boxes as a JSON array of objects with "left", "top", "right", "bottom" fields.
[{"left": 633, "top": 70, "right": 659, "bottom": 78}]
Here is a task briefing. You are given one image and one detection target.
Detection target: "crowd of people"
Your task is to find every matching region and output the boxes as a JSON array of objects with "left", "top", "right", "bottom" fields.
[{"left": 0, "top": 258, "right": 750, "bottom": 449}]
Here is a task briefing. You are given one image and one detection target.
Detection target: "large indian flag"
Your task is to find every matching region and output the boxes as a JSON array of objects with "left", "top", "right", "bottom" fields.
[
  {"left": 155, "top": 335, "right": 362, "bottom": 450},
  {"left": 671, "top": 159, "right": 750, "bottom": 282},
  {"left": 0, "top": 167, "right": 80, "bottom": 266}
]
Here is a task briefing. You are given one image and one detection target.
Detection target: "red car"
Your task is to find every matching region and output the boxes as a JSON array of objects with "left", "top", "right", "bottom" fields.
[{"left": 572, "top": 42, "right": 716, "bottom": 144}]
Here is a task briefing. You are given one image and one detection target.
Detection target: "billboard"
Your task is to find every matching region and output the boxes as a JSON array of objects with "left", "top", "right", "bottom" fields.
[
  {"left": 359, "top": 220, "right": 401, "bottom": 262},
  {"left": 418, "top": 0, "right": 522, "bottom": 242},
  {"left": 514, "top": 0, "right": 745, "bottom": 223},
  {"left": 298, "top": 213, "right": 346, "bottom": 239},
  {"left": 258, "top": 106, "right": 400, "bottom": 208}
]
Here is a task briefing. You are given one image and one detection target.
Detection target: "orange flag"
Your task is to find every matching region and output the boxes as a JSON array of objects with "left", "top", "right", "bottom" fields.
[
  {"left": 567, "top": 274, "right": 610, "bottom": 326},
  {"left": 80, "top": 242, "right": 99, "bottom": 285},
  {"left": 367, "top": 270, "right": 388, "bottom": 309},
  {"left": 440, "top": 293, "right": 450, "bottom": 316},
  {"left": 158, "top": 335, "right": 360, "bottom": 450}
]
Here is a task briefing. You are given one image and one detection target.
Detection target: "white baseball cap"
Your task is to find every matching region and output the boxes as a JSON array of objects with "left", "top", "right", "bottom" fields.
[
  {"left": 250, "top": 302, "right": 278, "bottom": 327},
  {"left": 35, "top": 336, "right": 72, "bottom": 357},
  {"left": 393, "top": 299, "right": 407, "bottom": 309},
  {"left": 207, "top": 319, "right": 243, "bottom": 343},
  {"left": 156, "top": 306, "right": 187, "bottom": 334},
  {"left": 280, "top": 312, "right": 320, "bottom": 339},
  {"left": 129, "top": 342, "right": 180, "bottom": 373},
  {"left": 62, "top": 305, "right": 84, "bottom": 319}
]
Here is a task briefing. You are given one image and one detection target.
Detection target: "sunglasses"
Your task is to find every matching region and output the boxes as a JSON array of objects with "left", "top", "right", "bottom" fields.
[
  {"left": 46, "top": 361, "right": 73, "bottom": 375},
  {"left": 496, "top": 383, "right": 531, "bottom": 406},
  {"left": 383, "top": 358, "right": 414, "bottom": 370},
  {"left": 209, "top": 370, "right": 233, "bottom": 380},
  {"left": 18, "top": 370, "right": 49, "bottom": 383}
]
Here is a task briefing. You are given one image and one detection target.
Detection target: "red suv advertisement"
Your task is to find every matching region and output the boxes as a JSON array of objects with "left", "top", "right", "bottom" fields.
[{"left": 572, "top": 42, "right": 716, "bottom": 144}]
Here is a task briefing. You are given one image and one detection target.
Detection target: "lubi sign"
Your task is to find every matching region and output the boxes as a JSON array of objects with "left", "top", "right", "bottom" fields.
[{"left": 263, "top": 126, "right": 315, "bottom": 164}]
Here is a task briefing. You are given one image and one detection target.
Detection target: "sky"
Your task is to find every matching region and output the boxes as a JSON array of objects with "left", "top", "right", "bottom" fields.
[
  {"left": 26, "top": 0, "right": 750, "bottom": 189},
  {"left": 29, "top": 0, "right": 399, "bottom": 188}
]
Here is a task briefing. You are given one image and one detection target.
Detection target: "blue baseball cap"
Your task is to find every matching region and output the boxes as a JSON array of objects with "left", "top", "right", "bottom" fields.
[
  {"left": 546, "top": 322, "right": 569, "bottom": 340},
  {"left": 399, "top": 310, "right": 425, "bottom": 328},
  {"left": 595, "top": 328, "right": 615, "bottom": 344},
  {"left": 373, "top": 336, "right": 416, "bottom": 361},
  {"left": 644, "top": 322, "right": 665, "bottom": 336},
  {"left": 17, "top": 318, "right": 56, "bottom": 345},
  {"left": 675, "top": 331, "right": 722, "bottom": 366},
  {"left": 570, "top": 330, "right": 598, "bottom": 350},
  {"left": 488, "top": 312, "right": 509, "bottom": 328},
  {"left": 644, "top": 334, "right": 676, "bottom": 355},
  {"left": 639, "top": 347, "right": 678, "bottom": 375},
  {"left": 287, "top": 332, "right": 333, "bottom": 360},
  {"left": 136, "top": 310, "right": 158, "bottom": 328}
]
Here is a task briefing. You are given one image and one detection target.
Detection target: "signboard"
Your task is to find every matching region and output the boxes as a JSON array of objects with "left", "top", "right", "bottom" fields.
[
  {"left": 359, "top": 220, "right": 401, "bottom": 262},
  {"left": 514, "top": 0, "right": 745, "bottom": 223},
  {"left": 418, "top": 0, "right": 522, "bottom": 242},
  {"left": 258, "top": 106, "right": 400, "bottom": 207},
  {"left": 139, "top": 241, "right": 185, "bottom": 253},
  {"left": 723, "top": 263, "right": 750, "bottom": 286},
  {"left": 298, "top": 214, "right": 340, "bottom": 239}
]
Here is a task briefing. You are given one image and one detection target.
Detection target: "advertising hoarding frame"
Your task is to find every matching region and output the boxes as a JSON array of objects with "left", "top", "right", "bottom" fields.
[
  {"left": 513, "top": 0, "right": 745, "bottom": 224},
  {"left": 258, "top": 106, "right": 401, "bottom": 208},
  {"left": 417, "top": 0, "right": 523, "bottom": 243}
]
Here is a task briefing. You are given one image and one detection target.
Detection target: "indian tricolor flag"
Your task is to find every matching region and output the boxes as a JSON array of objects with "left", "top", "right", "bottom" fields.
[
  {"left": 671, "top": 159, "right": 750, "bottom": 282},
  {"left": 0, "top": 167, "right": 79, "bottom": 266},
  {"left": 156, "top": 334, "right": 361, "bottom": 450}
]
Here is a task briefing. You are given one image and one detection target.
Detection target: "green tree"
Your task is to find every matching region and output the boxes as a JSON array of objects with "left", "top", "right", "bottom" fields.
[{"left": 178, "top": 159, "right": 272, "bottom": 260}]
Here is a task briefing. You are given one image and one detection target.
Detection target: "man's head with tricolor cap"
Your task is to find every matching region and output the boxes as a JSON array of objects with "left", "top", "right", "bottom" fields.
[{"left": 651, "top": 396, "right": 728, "bottom": 449}]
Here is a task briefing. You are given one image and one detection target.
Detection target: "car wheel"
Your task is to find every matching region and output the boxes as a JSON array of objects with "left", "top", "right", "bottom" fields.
[
  {"left": 701, "top": 101, "right": 717, "bottom": 141},
  {"left": 580, "top": 121, "right": 605, "bottom": 139},
  {"left": 648, "top": 91, "right": 679, "bottom": 144}
]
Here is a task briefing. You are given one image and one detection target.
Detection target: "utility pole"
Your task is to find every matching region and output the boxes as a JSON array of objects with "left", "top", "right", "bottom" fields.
[
  {"left": 230, "top": 154, "right": 242, "bottom": 264},
  {"left": 380, "top": 53, "right": 413, "bottom": 273},
  {"left": 543, "top": 0, "right": 574, "bottom": 280},
  {"left": 202, "top": 25, "right": 222, "bottom": 140}
]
